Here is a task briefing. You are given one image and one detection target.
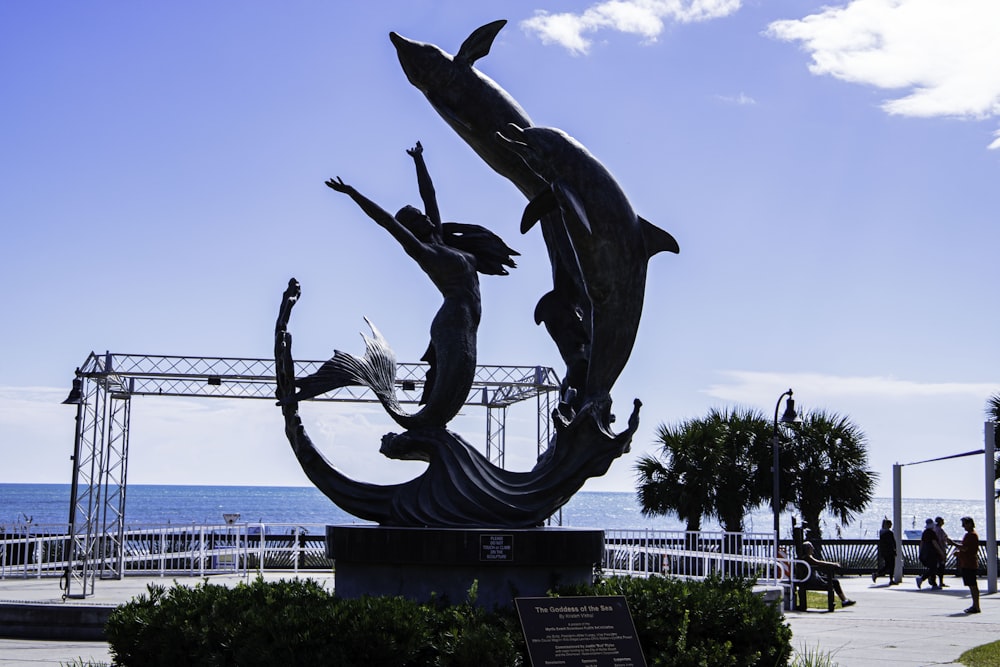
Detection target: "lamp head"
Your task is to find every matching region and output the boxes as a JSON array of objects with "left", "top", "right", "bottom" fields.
[
  {"left": 62, "top": 376, "right": 83, "bottom": 405},
  {"left": 779, "top": 393, "right": 800, "bottom": 425}
]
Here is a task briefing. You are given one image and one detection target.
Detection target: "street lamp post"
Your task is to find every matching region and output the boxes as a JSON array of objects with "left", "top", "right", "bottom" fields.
[
  {"left": 61, "top": 372, "right": 86, "bottom": 598},
  {"left": 772, "top": 389, "right": 800, "bottom": 541}
]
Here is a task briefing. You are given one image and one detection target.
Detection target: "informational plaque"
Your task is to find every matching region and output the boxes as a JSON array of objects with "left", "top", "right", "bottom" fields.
[
  {"left": 515, "top": 596, "right": 646, "bottom": 666},
  {"left": 480, "top": 533, "right": 513, "bottom": 561}
]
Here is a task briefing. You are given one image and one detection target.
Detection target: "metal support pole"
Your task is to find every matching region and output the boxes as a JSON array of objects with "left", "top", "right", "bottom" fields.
[
  {"left": 771, "top": 389, "right": 794, "bottom": 541},
  {"left": 985, "top": 421, "right": 997, "bottom": 594},
  {"left": 772, "top": 433, "right": 780, "bottom": 538},
  {"left": 892, "top": 463, "right": 903, "bottom": 583},
  {"left": 62, "top": 395, "right": 84, "bottom": 597}
]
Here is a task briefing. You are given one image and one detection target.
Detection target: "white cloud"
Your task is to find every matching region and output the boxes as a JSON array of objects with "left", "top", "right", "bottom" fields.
[
  {"left": 716, "top": 92, "right": 757, "bottom": 106},
  {"left": 766, "top": 0, "right": 1000, "bottom": 148},
  {"left": 704, "top": 370, "right": 1000, "bottom": 405},
  {"left": 522, "top": 0, "right": 742, "bottom": 55}
]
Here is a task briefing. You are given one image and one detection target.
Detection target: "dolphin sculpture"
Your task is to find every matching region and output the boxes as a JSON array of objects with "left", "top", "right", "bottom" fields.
[
  {"left": 390, "top": 22, "right": 589, "bottom": 395},
  {"left": 391, "top": 21, "right": 679, "bottom": 408},
  {"left": 390, "top": 20, "right": 542, "bottom": 196},
  {"left": 497, "top": 123, "right": 679, "bottom": 402}
]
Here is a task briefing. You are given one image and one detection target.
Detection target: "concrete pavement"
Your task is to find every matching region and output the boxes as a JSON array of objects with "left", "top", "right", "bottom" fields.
[
  {"left": 784, "top": 574, "right": 999, "bottom": 666},
  {"left": 0, "top": 572, "right": 996, "bottom": 666}
]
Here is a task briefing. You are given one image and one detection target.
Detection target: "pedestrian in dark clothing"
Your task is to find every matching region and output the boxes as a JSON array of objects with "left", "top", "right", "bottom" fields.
[
  {"left": 933, "top": 517, "right": 951, "bottom": 587},
  {"left": 872, "top": 518, "right": 897, "bottom": 584},
  {"left": 949, "top": 516, "right": 980, "bottom": 614},
  {"left": 916, "top": 518, "right": 944, "bottom": 589}
]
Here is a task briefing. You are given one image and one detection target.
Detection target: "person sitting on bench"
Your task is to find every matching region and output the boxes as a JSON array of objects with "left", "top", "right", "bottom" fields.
[{"left": 801, "top": 541, "right": 856, "bottom": 607}]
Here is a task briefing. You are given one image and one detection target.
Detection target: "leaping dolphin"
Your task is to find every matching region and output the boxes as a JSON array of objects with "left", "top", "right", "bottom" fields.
[
  {"left": 392, "top": 20, "right": 680, "bottom": 409},
  {"left": 497, "top": 123, "right": 679, "bottom": 401},
  {"left": 392, "top": 21, "right": 597, "bottom": 397},
  {"left": 390, "top": 20, "right": 543, "bottom": 196}
]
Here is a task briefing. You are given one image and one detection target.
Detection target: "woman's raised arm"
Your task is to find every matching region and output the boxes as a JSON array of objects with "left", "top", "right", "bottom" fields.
[
  {"left": 406, "top": 142, "right": 442, "bottom": 231},
  {"left": 325, "top": 176, "right": 425, "bottom": 257}
]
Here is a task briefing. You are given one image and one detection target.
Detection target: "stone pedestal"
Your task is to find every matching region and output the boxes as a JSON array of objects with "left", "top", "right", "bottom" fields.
[{"left": 326, "top": 525, "right": 604, "bottom": 609}]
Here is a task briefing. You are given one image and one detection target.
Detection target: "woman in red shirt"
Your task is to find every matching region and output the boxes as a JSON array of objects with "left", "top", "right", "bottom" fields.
[{"left": 949, "top": 516, "right": 980, "bottom": 614}]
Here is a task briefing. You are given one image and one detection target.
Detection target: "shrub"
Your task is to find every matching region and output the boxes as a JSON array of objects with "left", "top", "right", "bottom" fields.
[
  {"left": 105, "top": 577, "right": 519, "bottom": 667},
  {"left": 105, "top": 575, "right": 790, "bottom": 666},
  {"left": 556, "top": 574, "right": 793, "bottom": 667}
]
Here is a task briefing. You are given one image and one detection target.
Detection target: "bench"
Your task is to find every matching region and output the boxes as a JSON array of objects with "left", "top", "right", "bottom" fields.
[
  {"left": 791, "top": 527, "right": 837, "bottom": 612},
  {"left": 793, "top": 563, "right": 836, "bottom": 612}
]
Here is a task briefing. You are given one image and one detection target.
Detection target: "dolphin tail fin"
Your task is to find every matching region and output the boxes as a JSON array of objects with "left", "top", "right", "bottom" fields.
[
  {"left": 639, "top": 216, "right": 680, "bottom": 256},
  {"left": 456, "top": 20, "right": 507, "bottom": 65},
  {"left": 521, "top": 188, "right": 557, "bottom": 233}
]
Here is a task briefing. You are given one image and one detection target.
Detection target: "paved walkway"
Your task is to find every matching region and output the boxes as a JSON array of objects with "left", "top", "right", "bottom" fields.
[
  {"left": 0, "top": 572, "right": 996, "bottom": 666},
  {"left": 785, "top": 575, "right": 999, "bottom": 666}
]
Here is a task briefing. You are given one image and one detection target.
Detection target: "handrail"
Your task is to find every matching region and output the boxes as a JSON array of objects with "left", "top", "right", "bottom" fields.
[
  {"left": 1, "top": 522, "right": 334, "bottom": 580},
  {"left": 3, "top": 524, "right": 992, "bottom": 582}
]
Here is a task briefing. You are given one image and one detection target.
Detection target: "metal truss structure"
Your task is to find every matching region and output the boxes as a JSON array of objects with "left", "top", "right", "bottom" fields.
[{"left": 61, "top": 351, "right": 560, "bottom": 598}]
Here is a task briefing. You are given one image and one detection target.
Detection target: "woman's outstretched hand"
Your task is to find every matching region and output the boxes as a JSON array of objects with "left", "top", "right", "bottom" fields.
[
  {"left": 406, "top": 141, "right": 423, "bottom": 158},
  {"left": 325, "top": 176, "right": 352, "bottom": 193}
]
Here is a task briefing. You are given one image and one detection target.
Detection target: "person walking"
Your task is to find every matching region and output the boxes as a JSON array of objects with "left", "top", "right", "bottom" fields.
[
  {"left": 932, "top": 516, "right": 951, "bottom": 587},
  {"left": 916, "top": 518, "right": 944, "bottom": 589},
  {"left": 872, "top": 518, "right": 897, "bottom": 584},
  {"left": 949, "top": 516, "right": 980, "bottom": 614}
]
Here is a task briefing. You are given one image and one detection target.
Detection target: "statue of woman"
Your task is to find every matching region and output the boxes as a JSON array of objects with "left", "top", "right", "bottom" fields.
[{"left": 292, "top": 142, "right": 518, "bottom": 430}]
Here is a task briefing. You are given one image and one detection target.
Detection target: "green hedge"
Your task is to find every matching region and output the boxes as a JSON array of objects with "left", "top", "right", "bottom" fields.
[
  {"left": 559, "top": 575, "right": 792, "bottom": 666},
  {"left": 105, "top": 575, "right": 791, "bottom": 666}
]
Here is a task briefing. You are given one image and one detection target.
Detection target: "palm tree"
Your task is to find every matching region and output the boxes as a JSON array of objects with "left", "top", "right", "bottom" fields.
[
  {"left": 635, "top": 408, "right": 772, "bottom": 533},
  {"left": 635, "top": 418, "right": 714, "bottom": 532},
  {"left": 783, "top": 409, "right": 877, "bottom": 541},
  {"left": 703, "top": 406, "right": 772, "bottom": 532}
]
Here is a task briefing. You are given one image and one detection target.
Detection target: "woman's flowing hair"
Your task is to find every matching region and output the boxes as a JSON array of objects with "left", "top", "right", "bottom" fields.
[{"left": 442, "top": 222, "right": 519, "bottom": 276}]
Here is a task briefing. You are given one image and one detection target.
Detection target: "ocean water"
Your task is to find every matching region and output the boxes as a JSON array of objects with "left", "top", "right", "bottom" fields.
[{"left": 0, "top": 483, "right": 992, "bottom": 539}]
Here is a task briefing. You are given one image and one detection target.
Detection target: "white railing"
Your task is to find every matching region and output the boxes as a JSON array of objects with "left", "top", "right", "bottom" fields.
[
  {"left": 4, "top": 523, "right": 810, "bottom": 603},
  {"left": 602, "top": 528, "right": 820, "bottom": 610},
  {"left": 1, "top": 523, "right": 332, "bottom": 580},
  {"left": 602, "top": 528, "right": 791, "bottom": 582}
]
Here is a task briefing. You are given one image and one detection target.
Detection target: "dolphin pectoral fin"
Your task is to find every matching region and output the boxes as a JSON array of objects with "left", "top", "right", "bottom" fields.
[
  {"left": 533, "top": 290, "right": 560, "bottom": 325},
  {"left": 639, "top": 216, "right": 680, "bottom": 256},
  {"left": 553, "top": 182, "right": 592, "bottom": 234},
  {"left": 521, "top": 189, "right": 557, "bottom": 233},
  {"left": 455, "top": 20, "right": 507, "bottom": 65}
]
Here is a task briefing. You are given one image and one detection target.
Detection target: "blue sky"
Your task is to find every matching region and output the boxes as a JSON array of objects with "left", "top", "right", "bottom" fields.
[{"left": 2, "top": 1, "right": 998, "bottom": 505}]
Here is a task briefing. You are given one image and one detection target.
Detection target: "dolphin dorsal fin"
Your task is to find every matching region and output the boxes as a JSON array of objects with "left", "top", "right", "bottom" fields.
[
  {"left": 639, "top": 216, "right": 680, "bottom": 256},
  {"left": 456, "top": 20, "right": 507, "bottom": 65}
]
